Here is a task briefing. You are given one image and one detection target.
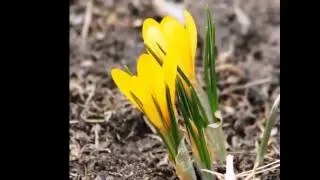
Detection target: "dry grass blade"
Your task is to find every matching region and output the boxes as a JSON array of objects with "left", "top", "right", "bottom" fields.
[
  {"left": 201, "top": 169, "right": 224, "bottom": 179},
  {"left": 80, "top": 84, "right": 96, "bottom": 121},
  {"left": 233, "top": 0, "right": 251, "bottom": 35},
  {"left": 239, "top": 163, "right": 280, "bottom": 178},
  {"left": 84, "top": 119, "right": 105, "bottom": 123},
  {"left": 81, "top": 0, "right": 93, "bottom": 50},
  {"left": 93, "top": 124, "right": 101, "bottom": 149},
  {"left": 220, "top": 78, "right": 273, "bottom": 95},
  {"left": 202, "top": 159, "right": 280, "bottom": 179},
  {"left": 70, "top": 120, "right": 79, "bottom": 124},
  {"left": 237, "top": 160, "right": 280, "bottom": 177}
]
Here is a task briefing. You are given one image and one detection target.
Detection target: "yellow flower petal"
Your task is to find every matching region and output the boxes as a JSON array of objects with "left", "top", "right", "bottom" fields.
[
  {"left": 136, "top": 53, "right": 165, "bottom": 106},
  {"left": 134, "top": 78, "right": 168, "bottom": 131},
  {"left": 160, "top": 16, "right": 194, "bottom": 80},
  {"left": 111, "top": 69, "right": 142, "bottom": 110},
  {"left": 160, "top": 16, "right": 188, "bottom": 54},
  {"left": 184, "top": 10, "right": 197, "bottom": 64},
  {"left": 136, "top": 54, "right": 169, "bottom": 130},
  {"left": 137, "top": 53, "right": 162, "bottom": 86},
  {"left": 142, "top": 18, "right": 167, "bottom": 61},
  {"left": 162, "top": 52, "right": 178, "bottom": 104}
]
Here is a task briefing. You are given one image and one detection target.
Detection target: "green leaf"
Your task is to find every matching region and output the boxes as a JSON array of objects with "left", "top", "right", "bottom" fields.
[
  {"left": 176, "top": 80, "right": 203, "bottom": 162},
  {"left": 256, "top": 94, "right": 280, "bottom": 166},
  {"left": 177, "top": 79, "right": 212, "bottom": 170},
  {"left": 124, "top": 65, "right": 134, "bottom": 76},
  {"left": 156, "top": 42, "right": 167, "bottom": 55},
  {"left": 198, "top": 129, "right": 212, "bottom": 169},
  {"left": 176, "top": 79, "right": 192, "bottom": 118},
  {"left": 130, "top": 91, "right": 144, "bottom": 110},
  {"left": 151, "top": 95, "right": 178, "bottom": 157},
  {"left": 176, "top": 79, "right": 203, "bottom": 130},
  {"left": 176, "top": 69, "right": 211, "bottom": 126},
  {"left": 204, "top": 12, "right": 213, "bottom": 111},
  {"left": 165, "top": 85, "right": 181, "bottom": 148},
  {"left": 190, "top": 88, "right": 209, "bottom": 126},
  {"left": 177, "top": 67, "right": 193, "bottom": 87},
  {"left": 144, "top": 43, "right": 163, "bottom": 66},
  {"left": 151, "top": 95, "right": 170, "bottom": 135},
  {"left": 205, "top": 6, "right": 219, "bottom": 113},
  {"left": 189, "top": 88, "right": 206, "bottom": 129},
  {"left": 246, "top": 95, "right": 280, "bottom": 180}
]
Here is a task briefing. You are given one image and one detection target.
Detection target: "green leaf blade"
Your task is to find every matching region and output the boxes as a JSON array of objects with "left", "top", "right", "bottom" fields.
[
  {"left": 205, "top": 7, "right": 219, "bottom": 112},
  {"left": 165, "top": 85, "right": 181, "bottom": 148}
]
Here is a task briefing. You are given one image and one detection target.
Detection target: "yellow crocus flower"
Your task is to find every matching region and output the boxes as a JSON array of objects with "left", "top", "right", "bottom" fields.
[
  {"left": 111, "top": 53, "right": 177, "bottom": 133},
  {"left": 142, "top": 10, "right": 197, "bottom": 82}
]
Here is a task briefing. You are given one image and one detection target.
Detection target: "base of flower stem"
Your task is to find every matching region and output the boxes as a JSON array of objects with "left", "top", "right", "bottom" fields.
[{"left": 205, "top": 126, "right": 227, "bottom": 163}]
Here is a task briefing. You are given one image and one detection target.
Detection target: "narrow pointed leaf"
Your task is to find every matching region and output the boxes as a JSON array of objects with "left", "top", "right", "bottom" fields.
[
  {"left": 165, "top": 85, "right": 181, "bottom": 148},
  {"left": 156, "top": 42, "right": 167, "bottom": 55},
  {"left": 144, "top": 43, "right": 163, "bottom": 66},
  {"left": 256, "top": 94, "right": 280, "bottom": 165},
  {"left": 177, "top": 67, "right": 193, "bottom": 87},
  {"left": 204, "top": 10, "right": 213, "bottom": 110},
  {"left": 151, "top": 95, "right": 170, "bottom": 135},
  {"left": 177, "top": 79, "right": 193, "bottom": 118},
  {"left": 151, "top": 95, "right": 178, "bottom": 157},
  {"left": 177, "top": 90, "right": 199, "bottom": 149},
  {"left": 124, "top": 65, "right": 134, "bottom": 76},
  {"left": 190, "top": 88, "right": 209, "bottom": 126},
  {"left": 205, "top": 7, "right": 219, "bottom": 112},
  {"left": 130, "top": 91, "right": 144, "bottom": 110},
  {"left": 176, "top": 80, "right": 204, "bottom": 163},
  {"left": 177, "top": 79, "right": 212, "bottom": 171},
  {"left": 189, "top": 88, "right": 205, "bottom": 129}
]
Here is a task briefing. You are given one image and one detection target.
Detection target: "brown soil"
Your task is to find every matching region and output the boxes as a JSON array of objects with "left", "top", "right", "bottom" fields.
[{"left": 70, "top": 0, "right": 280, "bottom": 179}]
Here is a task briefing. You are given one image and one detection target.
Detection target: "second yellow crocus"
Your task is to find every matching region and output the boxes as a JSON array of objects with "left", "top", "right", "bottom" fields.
[{"left": 142, "top": 10, "right": 197, "bottom": 82}]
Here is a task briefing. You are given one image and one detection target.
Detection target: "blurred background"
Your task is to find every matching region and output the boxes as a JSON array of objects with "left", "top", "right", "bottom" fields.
[{"left": 70, "top": 0, "right": 280, "bottom": 179}]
